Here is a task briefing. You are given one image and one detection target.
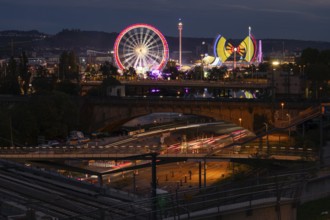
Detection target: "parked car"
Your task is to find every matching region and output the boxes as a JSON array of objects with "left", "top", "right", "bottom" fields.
[{"left": 48, "top": 140, "right": 60, "bottom": 146}]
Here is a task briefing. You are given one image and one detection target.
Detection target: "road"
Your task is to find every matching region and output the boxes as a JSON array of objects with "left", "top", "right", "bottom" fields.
[{"left": 104, "top": 161, "right": 232, "bottom": 197}]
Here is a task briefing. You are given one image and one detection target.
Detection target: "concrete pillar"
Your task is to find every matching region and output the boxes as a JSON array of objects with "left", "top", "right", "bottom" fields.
[
  {"left": 204, "top": 159, "right": 207, "bottom": 188},
  {"left": 151, "top": 153, "right": 157, "bottom": 220},
  {"left": 98, "top": 174, "right": 103, "bottom": 187},
  {"left": 199, "top": 161, "right": 202, "bottom": 189}
]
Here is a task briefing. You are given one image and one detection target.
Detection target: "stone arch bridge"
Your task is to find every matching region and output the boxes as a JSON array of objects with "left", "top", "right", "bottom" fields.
[{"left": 85, "top": 98, "right": 307, "bottom": 132}]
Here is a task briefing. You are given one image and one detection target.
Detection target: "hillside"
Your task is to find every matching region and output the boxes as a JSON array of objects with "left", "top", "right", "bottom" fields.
[{"left": 0, "top": 29, "right": 330, "bottom": 58}]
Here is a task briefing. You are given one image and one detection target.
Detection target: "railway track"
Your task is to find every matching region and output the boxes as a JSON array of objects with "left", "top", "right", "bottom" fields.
[{"left": 0, "top": 162, "right": 150, "bottom": 219}]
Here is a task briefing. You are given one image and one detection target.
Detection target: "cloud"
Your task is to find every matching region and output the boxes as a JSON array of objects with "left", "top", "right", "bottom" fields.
[{"left": 288, "top": 0, "right": 330, "bottom": 6}]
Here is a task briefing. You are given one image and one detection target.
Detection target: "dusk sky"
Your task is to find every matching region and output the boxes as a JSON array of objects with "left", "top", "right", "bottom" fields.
[{"left": 1, "top": 0, "right": 330, "bottom": 42}]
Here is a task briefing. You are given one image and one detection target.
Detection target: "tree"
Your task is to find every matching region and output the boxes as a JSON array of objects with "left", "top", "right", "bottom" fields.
[
  {"left": 208, "top": 67, "right": 226, "bottom": 80},
  {"left": 0, "top": 57, "right": 20, "bottom": 95},
  {"left": 59, "top": 51, "right": 80, "bottom": 81},
  {"left": 192, "top": 66, "right": 203, "bottom": 80},
  {"left": 35, "top": 65, "right": 49, "bottom": 78},
  {"left": 0, "top": 62, "right": 6, "bottom": 81},
  {"left": 163, "top": 60, "right": 179, "bottom": 79},
  {"left": 59, "top": 51, "right": 68, "bottom": 80},
  {"left": 300, "top": 48, "right": 319, "bottom": 65},
  {"left": 30, "top": 92, "right": 79, "bottom": 140},
  {"left": 0, "top": 107, "right": 14, "bottom": 146},
  {"left": 31, "top": 65, "right": 55, "bottom": 94},
  {"left": 281, "top": 63, "right": 295, "bottom": 73},
  {"left": 32, "top": 77, "right": 55, "bottom": 94},
  {"left": 318, "top": 50, "right": 330, "bottom": 65},
  {"left": 0, "top": 91, "right": 80, "bottom": 146},
  {"left": 258, "top": 62, "right": 271, "bottom": 72},
  {"left": 306, "top": 63, "right": 330, "bottom": 99},
  {"left": 18, "top": 51, "right": 31, "bottom": 95},
  {"left": 99, "top": 61, "right": 118, "bottom": 78},
  {"left": 128, "top": 67, "right": 136, "bottom": 78},
  {"left": 10, "top": 104, "right": 38, "bottom": 145},
  {"left": 67, "top": 51, "right": 79, "bottom": 81},
  {"left": 300, "top": 48, "right": 330, "bottom": 99}
]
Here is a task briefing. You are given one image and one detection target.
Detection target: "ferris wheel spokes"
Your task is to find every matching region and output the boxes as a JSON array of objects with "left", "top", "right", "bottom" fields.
[
  {"left": 146, "top": 53, "right": 160, "bottom": 61},
  {"left": 144, "top": 32, "right": 157, "bottom": 47},
  {"left": 142, "top": 29, "right": 152, "bottom": 45},
  {"left": 124, "top": 54, "right": 138, "bottom": 65},
  {"left": 122, "top": 36, "right": 138, "bottom": 49}
]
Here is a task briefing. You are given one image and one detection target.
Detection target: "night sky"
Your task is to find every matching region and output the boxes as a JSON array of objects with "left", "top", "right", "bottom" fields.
[{"left": 1, "top": 0, "right": 329, "bottom": 42}]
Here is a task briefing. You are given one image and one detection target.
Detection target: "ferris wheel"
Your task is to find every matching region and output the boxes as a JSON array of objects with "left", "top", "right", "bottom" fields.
[{"left": 113, "top": 23, "right": 169, "bottom": 73}]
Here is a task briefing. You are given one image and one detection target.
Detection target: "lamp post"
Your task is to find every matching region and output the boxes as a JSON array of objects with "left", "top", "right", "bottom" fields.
[
  {"left": 54, "top": 64, "right": 61, "bottom": 82},
  {"left": 271, "top": 61, "right": 280, "bottom": 114},
  {"left": 299, "top": 64, "right": 308, "bottom": 98},
  {"left": 238, "top": 118, "right": 243, "bottom": 141},
  {"left": 200, "top": 54, "right": 204, "bottom": 80},
  {"left": 201, "top": 41, "right": 206, "bottom": 54},
  {"left": 281, "top": 102, "right": 284, "bottom": 120},
  {"left": 263, "top": 122, "right": 269, "bottom": 155}
]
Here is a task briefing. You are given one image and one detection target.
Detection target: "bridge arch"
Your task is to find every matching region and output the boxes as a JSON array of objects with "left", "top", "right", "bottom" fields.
[{"left": 88, "top": 99, "right": 276, "bottom": 133}]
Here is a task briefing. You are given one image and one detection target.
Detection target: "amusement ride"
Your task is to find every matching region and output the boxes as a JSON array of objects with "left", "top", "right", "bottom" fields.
[
  {"left": 114, "top": 23, "right": 261, "bottom": 74},
  {"left": 113, "top": 23, "right": 169, "bottom": 75}
]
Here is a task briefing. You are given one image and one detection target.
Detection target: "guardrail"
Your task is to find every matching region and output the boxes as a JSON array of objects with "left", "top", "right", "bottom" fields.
[{"left": 0, "top": 143, "right": 315, "bottom": 161}]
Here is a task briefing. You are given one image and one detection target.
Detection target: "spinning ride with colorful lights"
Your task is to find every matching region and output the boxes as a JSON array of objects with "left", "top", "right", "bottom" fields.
[
  {"left": 212, "top": 33, "right": 257, "bottom": 67},
  {"left": 113, "top": 24, "right": 169, "bottom": 74}
]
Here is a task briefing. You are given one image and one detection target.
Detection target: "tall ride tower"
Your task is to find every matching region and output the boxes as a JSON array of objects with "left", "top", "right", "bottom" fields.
[
  {"left": 248, "top": 26, "right": 251, "bottom": 64},
  {"left": 178, "top": 19, "right": 183, "bottom": 68},
  {"left": 258, "top": 40, "right": 263, "bottom": 63}
]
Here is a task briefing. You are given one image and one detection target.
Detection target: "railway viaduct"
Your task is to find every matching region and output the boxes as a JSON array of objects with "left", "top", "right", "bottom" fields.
[
  {"left": 0, "top": 94, "right": 314, "bottom": 133},
  {"left": 84, "top": 98, "right": 310, "bottom": 132}
]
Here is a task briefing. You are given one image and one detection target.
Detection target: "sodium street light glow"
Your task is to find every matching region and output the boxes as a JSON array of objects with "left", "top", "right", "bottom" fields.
[{"left": 272, "top": 61, "right": 280, "bottom": 66}]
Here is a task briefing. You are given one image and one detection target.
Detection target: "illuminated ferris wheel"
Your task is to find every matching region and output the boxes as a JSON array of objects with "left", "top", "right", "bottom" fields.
[{"left": 113, "top": 23, "right": 169, "bottom": 73}]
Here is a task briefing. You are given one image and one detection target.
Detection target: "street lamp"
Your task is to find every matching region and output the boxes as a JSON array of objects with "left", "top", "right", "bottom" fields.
[
  {"left": 201, "top": 41, "right": 206, "bottom": 54},
  {"left": 272, "top": 61, "right": 280, "bottom": 66},
  {"left": 299, "top": 65, "right": 306, "bottom": 76},
  {"left": 263, "top": 122, "right": 269, "bottom": 155},
  {"left": 271, "top": 61, "right": 280, "bottom": 111},
  {"left": 281, "top": 102, "right": 284, "bottom": 119},
  {"left": 54, "top": 64, "right": 60, "bottom": 82},
  {"left": 200, "top": 54, "right": 204, "bottom": 80}
]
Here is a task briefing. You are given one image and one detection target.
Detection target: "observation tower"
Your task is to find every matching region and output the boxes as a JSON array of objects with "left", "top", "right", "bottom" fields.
[{"left": 178, "top": 19, "right": 183, "bottom": 68}]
